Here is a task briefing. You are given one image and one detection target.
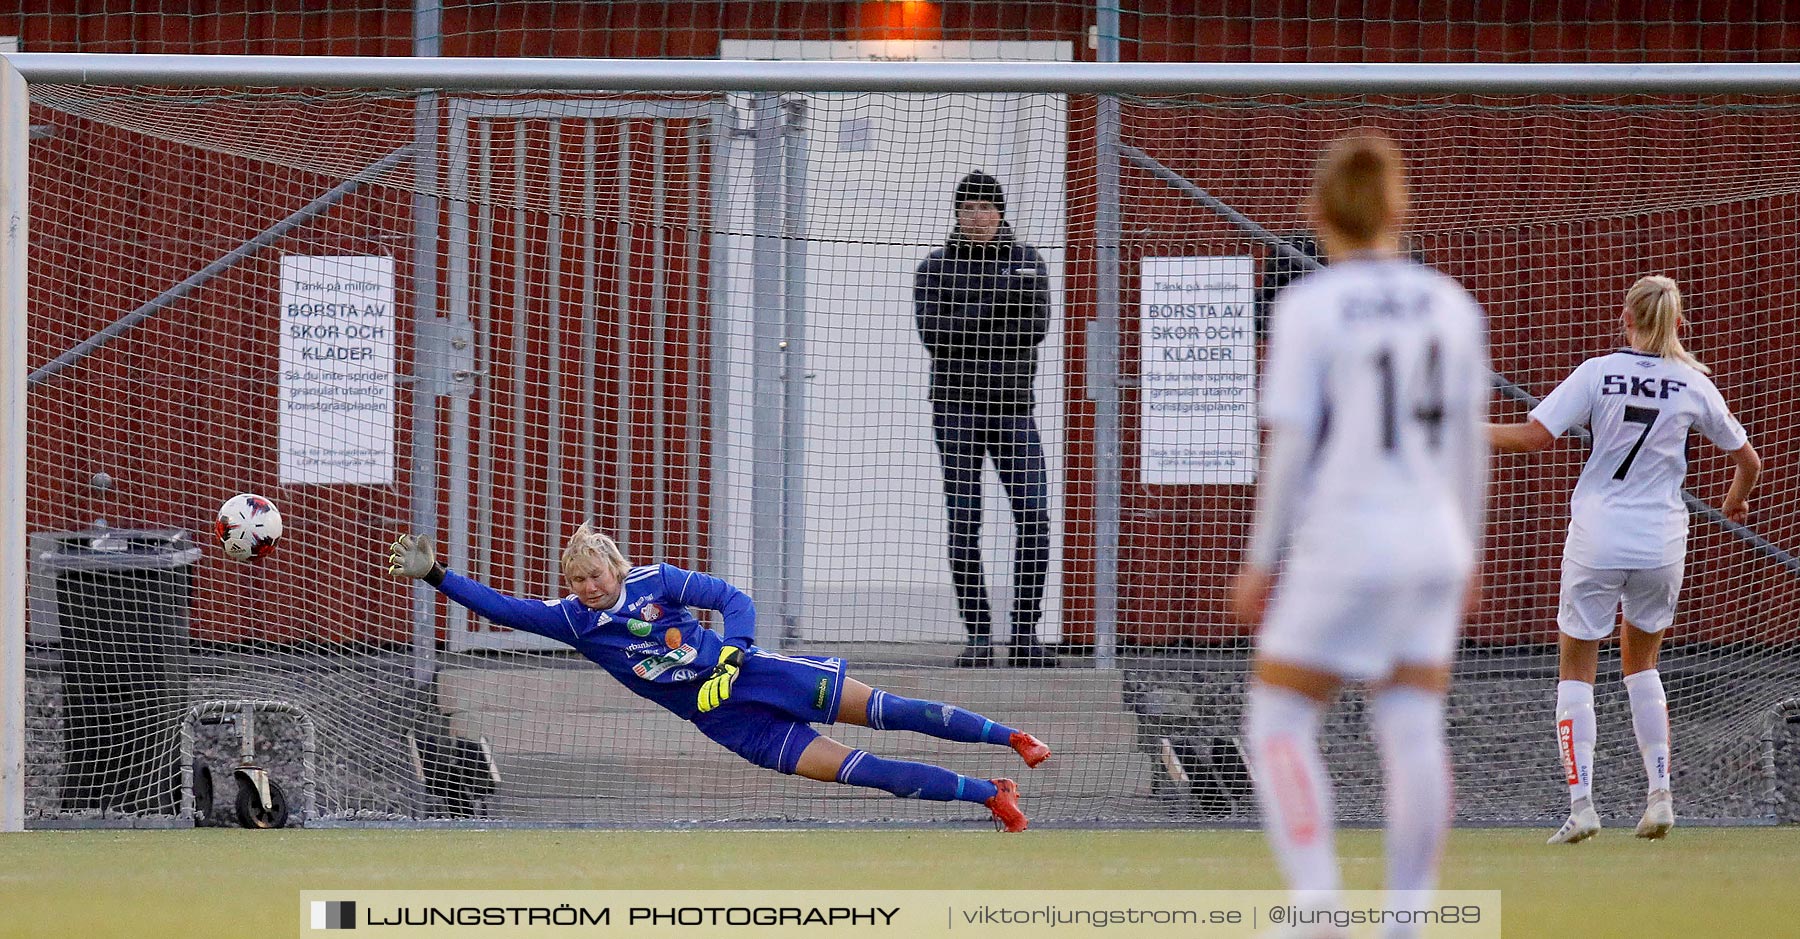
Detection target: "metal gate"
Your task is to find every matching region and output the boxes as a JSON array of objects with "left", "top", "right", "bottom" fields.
[{"left": 442, "top": 99, "right": 721, "bottom": 650}]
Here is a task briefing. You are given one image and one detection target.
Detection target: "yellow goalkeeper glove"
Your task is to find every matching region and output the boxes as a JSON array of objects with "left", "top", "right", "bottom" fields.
[{"left": 697, "top": 646, "right": 745, "bottom": 714}]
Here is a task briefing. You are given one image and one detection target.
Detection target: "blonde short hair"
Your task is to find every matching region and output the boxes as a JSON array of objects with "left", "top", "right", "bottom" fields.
[{"left": 562, "top": 522, "right": 629, "bottom": 577}]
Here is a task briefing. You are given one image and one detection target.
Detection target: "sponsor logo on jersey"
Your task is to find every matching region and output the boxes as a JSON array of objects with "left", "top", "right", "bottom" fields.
[
  {"left": 625, "top": 617, "right": 653, "bottom": 637},
  {"left": 814, "top": 677, "right": 830, "bottom": 710},
  {"left": 1601, "top": 374, "right": 1687, "bottom": 399},
  {"left": 631, "top": 643, "right": 698, "bottom": 681},
  {"left": 671, "top": 669, "right": 698, "bottom": 682},
  {"left": 1341, "top": 289, "right": 1434, "bottom": 322}
]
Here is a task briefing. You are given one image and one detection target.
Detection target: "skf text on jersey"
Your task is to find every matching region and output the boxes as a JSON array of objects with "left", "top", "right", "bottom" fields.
[{"left": 1601, "top": 375, "right": 1688, "bottom": 399}]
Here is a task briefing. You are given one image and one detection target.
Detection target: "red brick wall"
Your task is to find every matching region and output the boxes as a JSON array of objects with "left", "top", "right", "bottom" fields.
[
  {"left": 19, "top": 3, "right": 1799, "bottom": 645},
  {"left": 27, "top": 103, "right": 710, "bottom": 643},
  {"left": 28, "top": 108, "right": 418, "bottom": 642},
  {"left": 11, "top": 2, "right": 1799, "bottom": 62},
  {"left": 1059, "top": 102, "right": 1800, "bottom": 646}
]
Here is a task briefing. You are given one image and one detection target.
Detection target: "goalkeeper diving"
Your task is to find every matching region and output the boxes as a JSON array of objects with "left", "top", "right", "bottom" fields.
[{"left": 387, "top": 524, "right": 1049, "bottom": 831}]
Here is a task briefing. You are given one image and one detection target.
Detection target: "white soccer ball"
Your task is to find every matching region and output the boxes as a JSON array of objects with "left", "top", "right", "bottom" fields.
[{"left": 214, "top": 493, "right": 284, "bottom": 562}]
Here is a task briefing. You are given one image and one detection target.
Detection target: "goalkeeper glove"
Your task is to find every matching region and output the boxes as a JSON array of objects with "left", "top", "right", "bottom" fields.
[
  {"left": 697, "top": 645, "right": 745, "bottom": 714},
  {"left": 387, "top": 533, "right": 445, "bottom": 586}
]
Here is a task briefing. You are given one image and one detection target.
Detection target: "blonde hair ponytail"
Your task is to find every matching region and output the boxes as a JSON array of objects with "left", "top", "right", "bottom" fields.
[
  {"left": 1624, "top": 275, "right": 1709, "bottom": 374},
  {"left": 1313, "top": 132, "right": 1408, "bottom": 245}
]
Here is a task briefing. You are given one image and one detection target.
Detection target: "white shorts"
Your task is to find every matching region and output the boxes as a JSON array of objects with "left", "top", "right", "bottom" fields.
[
  {"left": 1557, "top": 559, "right": 1683, "bottom": 640},
  {"left": 1257, "top": 575, "right": 1464, "bottom": 683}
]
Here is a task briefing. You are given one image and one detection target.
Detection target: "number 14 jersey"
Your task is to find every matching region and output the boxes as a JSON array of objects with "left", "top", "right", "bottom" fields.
[
  {"left": 1530, "top": 350, "right": 1746, "bottom": 569},
  {"left": 1262, "top": 256, "right": 1490, "bottom": 584}
]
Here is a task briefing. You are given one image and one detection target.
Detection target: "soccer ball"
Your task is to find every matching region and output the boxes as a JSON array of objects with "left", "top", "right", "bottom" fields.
[{"left": 215, "top": 493, "right": 284, "bottom": 562}]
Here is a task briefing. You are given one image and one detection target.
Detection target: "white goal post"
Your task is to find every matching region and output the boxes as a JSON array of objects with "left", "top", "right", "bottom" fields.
[
  {"left": 1, "top": 49, "right": 28, "bottom": 834},
  {"left": 6, "top": 55, "right": 1800, "bottom": 831}
]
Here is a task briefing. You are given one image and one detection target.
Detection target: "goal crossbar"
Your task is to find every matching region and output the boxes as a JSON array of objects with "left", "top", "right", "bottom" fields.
[{"left": 7, "top": 54, "right": 1800, "bottom": 94}]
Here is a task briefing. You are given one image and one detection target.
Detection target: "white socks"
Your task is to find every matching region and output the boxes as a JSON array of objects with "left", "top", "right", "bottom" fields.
[
  {"left": 1371, "top": 686, "right": 1451, "bottom": 896},
  {"left": 1555, "top": 680, "right": 1596, "bottom": 805},
  {"left": 1246, "top": 683, "right": 1339, "bottom": 910},
  {"left": 1624, "top": 669, "right": 1672, "bottom": 794},
  {"left": 1556, "top": 674, "right": 1672, "bottom": 808}
]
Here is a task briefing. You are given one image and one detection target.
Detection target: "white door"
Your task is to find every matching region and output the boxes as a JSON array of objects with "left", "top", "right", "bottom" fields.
[{"left": 716, "top": 41, "right": 1070, "bottom": 645}]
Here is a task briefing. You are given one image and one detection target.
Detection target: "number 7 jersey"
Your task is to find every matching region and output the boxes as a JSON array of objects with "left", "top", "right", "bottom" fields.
[
  {"left": 1261, "top": 256, "right": 1490, "bottom": 583},
  {"left": 1530, "top": 349, "right": 1747, "bottom": 568}
]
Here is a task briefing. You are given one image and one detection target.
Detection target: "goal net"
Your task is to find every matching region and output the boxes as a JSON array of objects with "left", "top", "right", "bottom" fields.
[{"left": 8, "top": 61, "right": 1800, "bottom": 828}]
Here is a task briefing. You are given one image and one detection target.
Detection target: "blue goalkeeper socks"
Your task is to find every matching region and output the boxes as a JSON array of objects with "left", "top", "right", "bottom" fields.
[
  {"left": 866, "top": 690, "right": 1016, "bottom": 745},
  {"left": 832, "top": 692, "right": 1013, "bottom": 805},
  {"left": 835, "top": 750, "right": 997, "bottom": 805}
]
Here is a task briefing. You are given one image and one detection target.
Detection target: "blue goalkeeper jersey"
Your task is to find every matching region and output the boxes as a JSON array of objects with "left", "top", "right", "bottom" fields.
[{"left": 436, "top": 563, "right": 754, "bottom": 721}]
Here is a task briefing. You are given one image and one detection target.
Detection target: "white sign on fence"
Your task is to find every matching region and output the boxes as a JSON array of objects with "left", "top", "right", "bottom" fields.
[
  {"left": 278, "top": 255, "right": 396, "bottom": 486},
  {"left": 1139, "top": 256, "right": 1258, "bottom": 486}
]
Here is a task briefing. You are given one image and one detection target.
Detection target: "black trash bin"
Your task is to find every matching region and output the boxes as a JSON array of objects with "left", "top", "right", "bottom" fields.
[{"left": 34, "top": 528, "right": 204, "bottom": 815}]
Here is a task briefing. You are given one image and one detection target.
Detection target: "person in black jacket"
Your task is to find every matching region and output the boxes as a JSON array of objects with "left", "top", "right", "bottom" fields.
[{"left": 914, "top": 171, "right": 1057, "bottom": 669}]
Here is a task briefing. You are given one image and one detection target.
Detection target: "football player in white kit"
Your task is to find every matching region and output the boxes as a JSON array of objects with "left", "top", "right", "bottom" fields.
[
  {"left": 1488, "top": 275, "right": 1760, "bottom": 844},
  {"left": 1231, "top": 133, "right": 1489, "bottom": 938}
]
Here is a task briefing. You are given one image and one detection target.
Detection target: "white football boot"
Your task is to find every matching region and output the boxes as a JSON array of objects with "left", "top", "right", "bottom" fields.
[
  {"left": 1635, "top": 789, "right": 1675, "bottom": 840},
  {"left": 1547, "top": 796, "right": 1601, "bottom": 844}
]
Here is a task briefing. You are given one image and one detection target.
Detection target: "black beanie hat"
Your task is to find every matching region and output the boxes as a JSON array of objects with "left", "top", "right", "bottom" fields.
[{"left": 954, "top": 170, "right": 1006, "bottom": 217}]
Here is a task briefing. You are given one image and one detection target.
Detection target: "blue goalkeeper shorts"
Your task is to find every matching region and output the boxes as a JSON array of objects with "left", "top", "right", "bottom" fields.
[{"left": 691, "top": 648, "right": 847, "bottom": 774}]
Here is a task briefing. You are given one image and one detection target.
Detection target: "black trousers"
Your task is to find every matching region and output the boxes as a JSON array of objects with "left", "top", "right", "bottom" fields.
[{"left": 930, "top": 405, "right": 1050, "bottom": 643}]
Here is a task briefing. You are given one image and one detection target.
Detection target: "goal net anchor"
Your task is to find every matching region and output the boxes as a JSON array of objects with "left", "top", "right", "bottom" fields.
[{"left": 180, "top": 700, "right": 318, "bottom": 830}]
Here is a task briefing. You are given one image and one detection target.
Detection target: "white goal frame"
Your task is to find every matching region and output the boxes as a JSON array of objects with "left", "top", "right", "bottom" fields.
[{"left": 5, "top": 54, "right": 1800, "bottom": 831}]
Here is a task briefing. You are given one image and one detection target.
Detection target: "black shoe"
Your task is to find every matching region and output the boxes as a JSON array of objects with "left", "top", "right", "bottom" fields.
[
  {"left": 1006, "top": 640, "right": 1058, "bottom": 668},
  {"left": 1188, "top": 737, "right": 1251, "bottom": 817},
  {"left": 953, "top": 644, "right": 995, "bottom": 668}
]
